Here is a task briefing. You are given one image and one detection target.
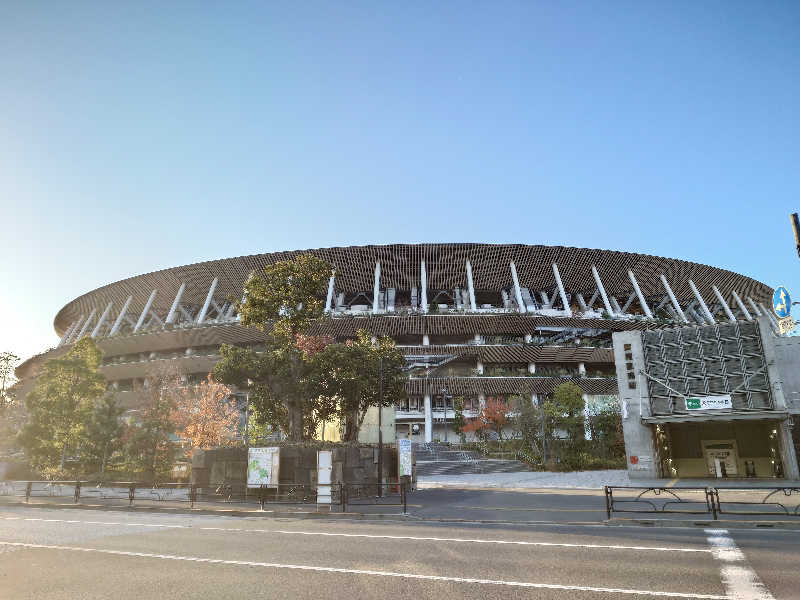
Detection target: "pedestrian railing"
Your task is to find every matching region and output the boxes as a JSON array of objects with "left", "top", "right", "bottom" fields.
[
  {"left": 711, "top": 487, "right": 800, "bottom": 518},
  {"left": 604, "top": 486, "right": 717, "bottom": 519},
  {"left": 605, "top": 485, "right": 800, "bottom": 520},
  {"left": 0, "top": 480, "right": 409, "bottom": 514}
]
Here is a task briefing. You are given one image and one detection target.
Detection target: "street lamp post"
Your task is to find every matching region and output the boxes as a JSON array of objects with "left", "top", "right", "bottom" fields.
[
  {"left": 441, "top": 386, "right": 449, "bottom": 442},
  {"left": 378, "top": 356, "right": 383, "bottom": 497}
]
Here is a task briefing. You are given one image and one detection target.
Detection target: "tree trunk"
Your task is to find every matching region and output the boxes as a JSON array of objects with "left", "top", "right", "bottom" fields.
[
  {"left": 60, "top": 443, "right": 67, "bottom": 472},
  {"left": 287, "top": 401, "right": 304, "bottom": 441}
]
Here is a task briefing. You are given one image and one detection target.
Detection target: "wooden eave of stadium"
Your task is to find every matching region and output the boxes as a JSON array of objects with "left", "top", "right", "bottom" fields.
[
  {"left": 52, "top": 243, "right": 772, "bottom": 336},
  {"left": 399, "top": 344, "right": 613, "bottom": 364},
  {"left": 405, "top": 376, "right": 618, "bottom": 396}
]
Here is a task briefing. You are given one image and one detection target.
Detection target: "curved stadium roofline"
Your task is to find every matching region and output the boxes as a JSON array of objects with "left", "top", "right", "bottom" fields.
[{"left": 52, "top": 243, "right": 772, "bottom": 336}]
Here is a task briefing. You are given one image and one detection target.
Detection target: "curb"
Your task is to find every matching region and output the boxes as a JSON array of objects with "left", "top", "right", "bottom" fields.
[
  {"left": 605, "top": 518, "right": 800, "bottom": 530},
  {"left": 0, "top": 500, "right": 410, "bottom": 521}
]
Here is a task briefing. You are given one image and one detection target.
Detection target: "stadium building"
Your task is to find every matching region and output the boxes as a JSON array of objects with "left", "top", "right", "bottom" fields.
[{"left": 16, "top": 244, "right": 798, "bottom": 477}]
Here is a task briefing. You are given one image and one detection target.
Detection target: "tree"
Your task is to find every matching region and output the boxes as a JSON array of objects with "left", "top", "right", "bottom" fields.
[
  {"left": 19, "top": 338, "right": 106, "bottom": 475},
  {"left": 451, "top": 396, "right": 467, "bottom": 443},
  {"left": 124, "top": 364, "right": 180, "bottom": 480},
  {"left": 312, "top": 330, "right": 407, "bottom": 441},
  {"left": 84, "top": 395, "right": 125, "bottom": 475},
  {"left": 171, "top": 374, "right": 239, "bottom": 455},
  {"left": 545, "top": 382, "right": 586, "bottom": 446},
  {"left": 462, "top": 397, "right": 512, "bottom": 441},
  {"left": 512, "top": 396, "right": 549, "bottom": 459},
  {"left": 214, "top": 253, "right": 333, "bottom": 441},
  {"left": 0, "top": 352, "right": 19, "bottom": 410}
]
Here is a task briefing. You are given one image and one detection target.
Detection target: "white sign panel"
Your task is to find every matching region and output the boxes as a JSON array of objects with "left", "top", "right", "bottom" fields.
[
  {"left": 686, "top": 395, "right": 732, "bottom": 411},
  {"left": 397, "top": 438, "right": 413, "bottom": 478},
  {"left": 317, "top": 450, "right": 332, "bottom": 505},
  {"left": 247, "top": 447, "right": 280, "bottom": 488}
]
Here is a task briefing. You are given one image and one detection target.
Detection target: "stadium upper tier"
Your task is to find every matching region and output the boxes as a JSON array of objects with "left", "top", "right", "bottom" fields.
[{"left": 16, "top": 243, "right": 772, "bottom": 381}]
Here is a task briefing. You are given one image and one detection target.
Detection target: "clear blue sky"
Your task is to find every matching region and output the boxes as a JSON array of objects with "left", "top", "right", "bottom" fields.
[{"left": 1, "top": 1, "right": 799, "bottom": 363}]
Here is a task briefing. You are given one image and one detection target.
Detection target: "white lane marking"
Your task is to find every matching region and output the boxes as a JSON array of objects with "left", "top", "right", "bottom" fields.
[
  {"left": 705, "top": 529, "right": 774, "bottom": 600},
  {"left": 0, "top": 517, "right": 709, "bottom": 553},
  {"left": 0, "top": 540, "right": 729, "bottom": 598}
]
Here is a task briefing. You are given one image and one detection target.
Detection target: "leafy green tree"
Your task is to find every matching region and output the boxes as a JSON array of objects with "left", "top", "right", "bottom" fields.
[
  {"left": 312, "top": 330, "right": 407, "bottom": 441},
  {"left": 451, "top": 396, "right": 467, "bottom": 443},
  {"left": 546, "top": 382, "right": 586, "bottom": 445},
  {"left": 19, "top": 338, "right": 106, "bottom": 475},
  {"left": 512, "top": 396, "right": 548, "bottom": 458},
  {"left": 0, "top": 352, "right": 19, "bottom": 410},
  {"left": 123, "top": 364, "right": 179, "bottom": 480},
  {"left": 214, "top": 253, "right": 333, "bottom": 441},
  {"left": 84, "top": 395, "right": 125, "bottom": 475}
]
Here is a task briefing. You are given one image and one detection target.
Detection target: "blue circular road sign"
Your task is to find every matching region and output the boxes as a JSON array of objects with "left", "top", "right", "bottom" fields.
[{"left": 773, "top": 286, "right": 791, "bottom": 318}]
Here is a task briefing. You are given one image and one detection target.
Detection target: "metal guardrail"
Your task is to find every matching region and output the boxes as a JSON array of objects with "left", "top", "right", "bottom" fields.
[
  {"left": 711, "top": 487, "right": 800, "bottom": 518},
  {"left": 605, "top": 485, "right": 800, "bottom": 520},
  {"left": 0, "top": 480, "right": 410, "bottom": 514},
  {"left": 604, "top": 486, "right": 717, "bottom": 520}
]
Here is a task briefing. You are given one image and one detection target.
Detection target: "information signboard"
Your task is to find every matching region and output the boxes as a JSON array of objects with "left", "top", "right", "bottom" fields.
[
  {"left": 397, "top": 438, "right": 413, "bottom": 478},
  {"left": 685, "top": 395, "right": 733, "bottom": 411},
  {"left": 247, "top": 447, "right": 280, "bottom": 488}
]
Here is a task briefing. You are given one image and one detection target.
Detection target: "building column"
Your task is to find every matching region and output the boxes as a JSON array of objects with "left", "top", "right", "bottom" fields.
[
  {"left": 731, "top": 290, "right": 752, "bottom": 321},
  {"left": 528, "top": 362, "right": 535, "bottom": 374},
  {"left": 591, "top": 265, "right": 614, "bottom": 316},
  {"left": 134, "top": 290, "right": 157, "bottom": 333},
  {"left": 688, "top": 280, "right": 715, "bottom": 325},
  {"left": 510, "top": 261, "right": 526, "bottom": 313},
  {"left": 778, "top": 419, "right": 800, "bottom": 479},
  {"left": 711, "top": 285, "right": 736, "bottom": 323},
  {"left": 109, "top": 296, "right": 133, "bottom": 336},
  {"left": 578, "top": 362, "right": 586, "bottom": 377},
  {"left": 476, "top": 360, "right": 484, "bottom": 374},
  {"left": 422, "top": 334, "right": 430, "bottom": 346},
  {"left": 372, "top": 262, "right": 381, "bottom": 314},
  {"left": 424, "top": 394, "right": 432, "bottom": 443},
  {"left": 660, "top": 274, "right": 689, "bottom": 323},
  {"left": 165, "top": 283, "right": 186, "bottom": 325},
  {"left": 466, "top": 259, "right": 477, "bottom": 311},
  {"left": 91, "top": 302, "right": 114, "bottom": 338},
  {"left": 421, "top": 260, "right": 428, "bottom": 313},
  {"left": 552, "top": 262, "right": 571, "bottom": 316},
  {"left": 75, "top": 308, "right": 97, "bottom": 341},
  {"left": 196, "top": 278, "right": 219, "bottom": 325},
  {"left": 324, "top": 273, "right": 335, "bottom": 313}
]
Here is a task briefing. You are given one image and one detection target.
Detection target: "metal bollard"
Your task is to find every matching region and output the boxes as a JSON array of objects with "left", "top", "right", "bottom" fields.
[
  {"left": 189, "top": 484, "right": 197, "bottom": 508},
  {"left": 402, "top": 481, "right": 407, "bottom": 514},
  {"left": 128, "top": 483, "right": 135, "bottom": 506},
  {"left": 604, "top": 486, "right": 612, "bottom": 519},
  {"left": 25, "top": 482, "right": 32, "bottom": 503},
  {"left": 259, "top": 485, "right": 266, "bottom": 510},
  {"left": 74, "top": 481, "right": 81, "bottom": 504}
]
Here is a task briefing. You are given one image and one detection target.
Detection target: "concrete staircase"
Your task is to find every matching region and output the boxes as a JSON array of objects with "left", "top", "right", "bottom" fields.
[{"left": 413, "top": 442, "right": 532, "bottom": 476}]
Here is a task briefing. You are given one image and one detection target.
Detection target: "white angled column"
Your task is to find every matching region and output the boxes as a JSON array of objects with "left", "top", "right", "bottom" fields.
[
  {"left": 67, "top": 315, "right": 86, "bottom": 343},
  {"left": 420, "top": 261, "right": 428, "bottom": 313},
  {"left": 424, "top": 394, "right": 432, "bottom": 443},
  {"left": 552, "top": 262, "right": 571, "bottom": 316},
  {"left": 134, "top": 290, "right": 157, "bottom": 333},
  {"left": 591, "top": 265, "right": 614, "bottom": 316},
  {"left": 372, "top": 262, "right": 381, "bottom": 314},
  {"left": 510, "top": 261, "right": 526, "bottom": 313},
  {"left": 109, "top": 296, "right": 133, "bottom": 336},
  {"left": 711, "top": 286, "right": 736, "bottom": 323},
  {"left": 58, "top": 320, "right": 78, "bottom": 346},
  {"left": 688, "top": 280, "right": 715, "bottom": 324},
  {"left": 747, "top": 297, "right": 762, "bottom": 317},
  {"left": 465, "top": 259, "right": 477, "bottom": 311},
  {"left": 91, "top": 302, "right": 114, "bottom": 338},
  {"left": 731, "top": 290, "right": 752, "bottom": 321},
  {"left": 75, "top": 308, "right": 97, "bottom": 341},
  {"left": 659, "top": 274, "right": 688, "bottom": 323},
  {"left": 324, "top": 273, "right": 335, "bottom": 313},
  {"left": 627, "top": 270, "right": 653, "bottom": 318},
  {"left": 196, "top": 278, "right": 218, "bottom": 325},
  {"left": 165, "top": 283, "right": 186, "bottom": 325}
]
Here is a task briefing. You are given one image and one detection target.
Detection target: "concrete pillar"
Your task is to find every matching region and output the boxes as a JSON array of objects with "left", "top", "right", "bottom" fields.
[
  {"left": 627, "top": 270, "right": 653, "bottom": 318},
  {"left": 424, "top": 394, "right": 432, "bottom": 443},
  {"left": 196, "top": 278, "right": 219, "bottom": 325},
  {"left": 591, "top": 265, "right": 614, "bottom": 316},
  {"left": 474, "top": 333, "right": 482, "bottom": 344},
  {"left": 372, "top": 262, "right": 381, "bottom": 314},
  {"left": 91, "top": 302, "right": 114, "bottom": 339},
  {"left": 688, "top": 280, "right": 715, "bottom": 325},
  {"left": 421, "top": 261, "right": 428, "bottom": 313},
  {"left": 528, "top": 362, "right": 536, "bottom": 374},
  {"left": 731, "top": 290, "right": 752, "bottom": 321},
  {"left": 552, "top": 262, "right": 571, "bottom": 316},
  {"left": 165, "top": 283, "right": 186, "bottom": 325},
  {"left": 711, "top": 285, "right": 736, "bottom": 323},
  {"left": 777, "top": 419, "right": 800, "bottom": 479},
  {"left": 75, "top": 308, "right": 97, "bottom": 341},
  {"left": 422, "top": 334, "right": 430, "bottom": 346},
  {"left": 478, "top": 394, "right": 486, "bottom": 409},
  {"left": 67, "top": 315, "right": 86, "bottom": 343},
  {"left": 109, "top": 296, "right": 133, "bottom": 336},
  {"left": 476, "top": 360, "right": 484, "bottom": 374},
  {"left": 510, "top": 261, "right": 526, "bottom": 313},
  {"left": 578, "top": 362, "right": 586, "bottom": 377},
  {"left": 524, "top": 334, "right": 532, "bottom": 343},
  {"left": 324, "top": 273, "right": 335, "bottom": 313},
  {"left": 58, "top": 320, "right": 78, "bottom": 347},
  {"left": 660, "top": 274, "right": 689, "bottom": 323},
  {"left": 466, "top": 260, "right": 477, "bottom": 311},
  {"left": 134, "top": 290, "right": 157, "bottom": 333}
]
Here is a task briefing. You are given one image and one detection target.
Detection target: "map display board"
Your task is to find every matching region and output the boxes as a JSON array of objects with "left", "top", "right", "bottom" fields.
[
  {"left": 397, "top": 439, "right": 413, "bottom": 478},
  {"left": 247, "top": 447, "right": 280, "bottom": 488}
]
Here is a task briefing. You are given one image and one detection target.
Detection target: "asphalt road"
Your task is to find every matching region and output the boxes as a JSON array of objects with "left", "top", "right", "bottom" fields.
[{"left": 0, "top": 506, "right": 797, "bottom": 599}]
